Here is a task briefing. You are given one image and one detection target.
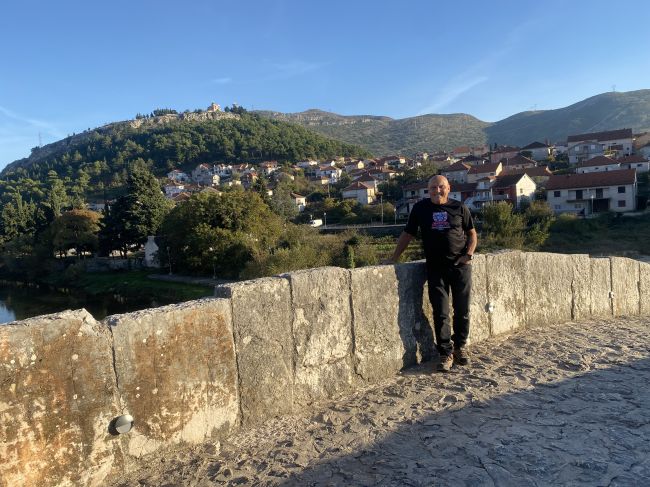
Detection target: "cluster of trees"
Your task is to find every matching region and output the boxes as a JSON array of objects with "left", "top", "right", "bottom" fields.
[
  {"left": 2, "top": 111, "right": 371, "bottom": 204},
  {"left": 480, "top": 200, "right": 555, "bottom": 251}
]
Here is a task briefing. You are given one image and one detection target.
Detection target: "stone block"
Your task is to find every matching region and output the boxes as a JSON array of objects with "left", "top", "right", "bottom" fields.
[
  {"left": 570, "top": 254, "right": 592, "bottom": 321},
  {"left": 0, "top": 310, "right": 121, "bottom": 487},
  {"left": 285, "top": 267, "right": 355, "bottom": 405},
  {"left": 611, "top": 257, "right": 640, "bottom": 316},
  {"left": 523, "top": 252, "right": 575, "bottom": 328},
  {"left": 590, "top": 258, "right": 613, "bottom": 318},
  {"left": 486, "top": 251, "right": 526, "bottom": 335},
  {"left": 107, "top": 298, "right": 239, "bottom": 459},
  {"left": 640, "top": 262, "right": 650, "bottom": 316},
  {"left": 350, "top": 261, "right": 432, "bottom": 382},
  {"left": 215, "top": 277, "right": 293, "bottom": 425},
  {"left": 468, "top": 254, "right": 490, "bottom": 344}
]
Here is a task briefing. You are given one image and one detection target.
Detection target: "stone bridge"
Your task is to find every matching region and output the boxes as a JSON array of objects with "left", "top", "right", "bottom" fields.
[{"left": 1, "top": 252, "right": 650, "bottom": 486}]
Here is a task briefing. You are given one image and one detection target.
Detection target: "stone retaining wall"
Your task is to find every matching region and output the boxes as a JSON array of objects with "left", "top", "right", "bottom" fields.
[{"left": 2, "top": 252, "right": 649, "bottom": 486}]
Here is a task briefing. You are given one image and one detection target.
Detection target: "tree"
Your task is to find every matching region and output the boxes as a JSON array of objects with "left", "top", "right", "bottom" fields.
[
  {"left": 480, "top": 201, "right": 525, "bottom": 250},
  {"left": 50, "top": 209, "right": 101, "bottom": 257},
  {"left": 99, "top": 164, "right": 171, "bottom": 256}
]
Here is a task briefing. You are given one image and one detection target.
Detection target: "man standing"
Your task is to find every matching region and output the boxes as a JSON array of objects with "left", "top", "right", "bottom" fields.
[{"left": 385, "top": 175, "right": 477, "bottom": 372}]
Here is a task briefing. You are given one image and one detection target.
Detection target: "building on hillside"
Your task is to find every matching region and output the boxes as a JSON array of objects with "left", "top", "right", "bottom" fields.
[
  {"left": 567, "top": 128, "right": 634, "bottom": 164},
  {"left": 291, "top": 193, "right": 306, "bottom": 212},
  {"left": 618, "top": 155, "right": 650, "bottom": 173},
  {"left": 490, "top": 146, "right": 520, "bottom": 163},
  {"left": 441, "top": 162, "right": 471, "bottom": 183},
  {"left": 207, "top": 102, "right": 221, "bottom": 112},
  {"left": 448, "top": 182, "right": 477, "bottom": 203},
  {"left": 344, "top": 160, "right": 364, "bottom": 173},
  {"left": 342, "top": 181, "right": 376, "bottom": 205},
  {"left": 316, "top": 164, "right": 342, "bottom": 183},
  {"left": 259, "top": 161, "right": 279, "bottom": 175},
  {"left": 546, "top": 169, "right": 637, "bottom": 215},
  {"left": 500, "top": 154, "right": 537, "bottom": 170},
  {"left": 491, "top": 173, "right": 537, "bottom": 208},
  {"left": 576, "top": 156, "right": 621, "bottom": 174},
  {"left": 167, "top": 169, "right": 189, "bottom": 182},
  {"left": 502, "top": 166, "right": 553, "bottom": 186},
  {"left": 520, "top": 141, "right": 551, "bottom": 161},
  {"left": 164, "top": 183, "right": 185, "bottom": 198},
  {"left": 467, "top": 162, "right": 503, "bottom": 183},
  {"left": 459, "top": 155, "right": 487, "bottom": 166}
]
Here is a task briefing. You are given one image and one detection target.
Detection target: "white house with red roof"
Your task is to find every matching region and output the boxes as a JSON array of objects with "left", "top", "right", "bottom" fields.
[
  {"left": 259, "top": 161, "right": 279, "bottom": 175},
  {"left": 575, "top": 156, "right": 621, "bottom": 174},
  {"left": 520, "top": 141, "right": 551, "bottom": 161},
  {"left": 167, "top": 169, "right": 189, "bottom": 182},
  {"left": 467, "top": 162, "right": 503, "bottom": 183},
  {"left": 567, "top": 129, "right": 634, "bottom": 164},
  {"left": 500, "top": 154, "right": 537, "bottom": 170},
  {"left": 342, "top": 181, "right": 376, "bottom": 205},
  {"left": 546, "top": 169, "right": 637, "bottom": 215},
  {"left": 490, "top": 146, "right": 520, "bottom": 163},
  {"left": 618, "top": 155, "right": 650, "bottom": 173},
  {"left": 441, "top": 162, "right": 471, "bottom": 183}
]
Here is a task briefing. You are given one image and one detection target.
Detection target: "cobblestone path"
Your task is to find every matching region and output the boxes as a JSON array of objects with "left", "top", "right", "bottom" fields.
[{"left": 111, "top": 317, "right": 650, "bottom": 487}]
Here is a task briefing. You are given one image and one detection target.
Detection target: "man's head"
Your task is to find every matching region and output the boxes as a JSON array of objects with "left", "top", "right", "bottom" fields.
[{"left": 428, "top": 175, "right": 450, "bottom": 204}]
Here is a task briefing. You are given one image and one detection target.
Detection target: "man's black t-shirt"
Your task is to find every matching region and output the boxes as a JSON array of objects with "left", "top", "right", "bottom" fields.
[{"left": 404, "top": 198, "right": 474, "bottom": 264}]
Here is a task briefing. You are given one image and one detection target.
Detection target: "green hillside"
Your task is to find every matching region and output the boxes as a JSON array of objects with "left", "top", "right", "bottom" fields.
[
  {"left": 257, "top": 90, "right": 650, "bottom": 155},
  {"left": 0, "top": 110, "right": 371, "bottom": 200}
]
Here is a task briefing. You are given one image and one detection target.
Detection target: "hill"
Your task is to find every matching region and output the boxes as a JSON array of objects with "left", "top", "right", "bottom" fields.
[
  {"left": 256, "top": 90, "right": 650, "bottom": 155},
  {"left": 0, "top": 110, "right": 372, "bottom": 197}
]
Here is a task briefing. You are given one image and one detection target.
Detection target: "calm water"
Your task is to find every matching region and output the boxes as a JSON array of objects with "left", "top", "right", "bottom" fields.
[{"left": 0, "top": 283, "right": 162, "bottom": 324}]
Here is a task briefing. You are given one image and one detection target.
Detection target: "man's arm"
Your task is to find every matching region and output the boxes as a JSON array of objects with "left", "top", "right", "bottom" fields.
[
  {"left": 455, "top": 228, "right": 478, "bottom": 266},
  {"left": 382, "top": 231, "right": 413, "bottom": 264}
]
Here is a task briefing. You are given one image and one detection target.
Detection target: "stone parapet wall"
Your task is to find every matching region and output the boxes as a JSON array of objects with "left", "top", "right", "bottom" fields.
[{"left": 2, "top": 252, "right": 649, "bottom": 486}]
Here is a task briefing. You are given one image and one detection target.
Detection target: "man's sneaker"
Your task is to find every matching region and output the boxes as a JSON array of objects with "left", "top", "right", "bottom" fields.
[
  {"left": 453, "top": 347, "right": 470, "bottom": 366},
  {"left": 437, "top": 354, "right": 453, "bottom": 372}
]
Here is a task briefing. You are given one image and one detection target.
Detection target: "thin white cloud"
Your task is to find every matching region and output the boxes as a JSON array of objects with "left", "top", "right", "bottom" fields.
[
  {"left": 419, "top": 76, "right": 488, "bottom": 114},
  {"left": 0, "top": 105, "right": 64, "bottom": 139},
  {"left": 264, "top": 60, "right": 328, "bottom": 81},
  {"left": 211, "top": 77, "right": 232, "bottom": 85}
]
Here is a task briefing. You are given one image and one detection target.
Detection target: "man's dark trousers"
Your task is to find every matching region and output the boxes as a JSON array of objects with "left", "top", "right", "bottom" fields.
[{"left": 426, "top": 261, "right": 472, "bottom": 357}]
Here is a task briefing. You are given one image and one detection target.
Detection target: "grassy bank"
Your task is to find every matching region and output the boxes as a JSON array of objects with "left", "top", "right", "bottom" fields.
[
  {"left": 543, "top": 212, "right": 650, "bottom": 256},
  {"left": 43, "top": 269, "right": 213, "bottom": 303}
]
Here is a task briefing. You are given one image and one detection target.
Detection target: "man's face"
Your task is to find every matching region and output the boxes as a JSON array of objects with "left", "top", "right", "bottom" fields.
[{"left": 428, "top": 177, "right": 450, "bottom": 204}]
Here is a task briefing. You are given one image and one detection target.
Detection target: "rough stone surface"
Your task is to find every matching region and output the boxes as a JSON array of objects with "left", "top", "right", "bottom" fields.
[
  {"left": 524, "top": 252, "right": 575, "bottom": 328},
  {"left": 350, "top": 262, "right": 432, "bottom": 382},
  {"left": 215, "top": 277, "right": 293, "bottom": 425},
  {"left": 590, "top": 258, "right": 613, "bottom": 318},
  {"left": 640, "top": 262, "right": 650, "bottom": 316},
  {"left": 611, "top": 257, "right": 640, "bottom": 316},
  {"left": 107, "top": 316, "right": 650, "bottom": 487},
  {"left": 107, "top": 298, "right": 239, "bottom": 460},
  {"left": 0, "top": 310, "right": 121, "bottom": 487},
  {"left": 486, "top": 251, "right": 526, "bottom": 335},
  {"left": 570, "top": 254, "right": 592, "bottom": 321},
  {"left": 468, "top": 253, "right": 490, "bottom": 344},
  {"left": 285, "top": 267, "right": 355, "bottom": 406}
]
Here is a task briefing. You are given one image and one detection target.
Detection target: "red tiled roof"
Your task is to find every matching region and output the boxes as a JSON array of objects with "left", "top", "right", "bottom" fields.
[
  {"left": 343, "top": 181, "right": 373, "bottom": 191},
  {"left": 576, "top": 156, "right": 619, "bottom": 168},
  {"left": 502, "top": 167, "right": 553, "bottom": 177},
  {"left": 468, "top": 162, "right": 501, "bottom": 174},
  {"left": 449, "top": 182, "right": 477, "bottom": 192},
  {"left": 617, "top": 155, "right": 649, "bottom": 164},
  {"left": 493, "top": 174, "right": 528, "bottom": 189},
  {"left": 402, "top": 181, "right": 428, "bottom": 191},
  {"left": 521, "top": 141, "right": 549, "bottom": 150},
  {"left": 567, "top": 128, "right": 633, "bottom": 143},
  {"left": 500, "top": 154, "right": 537, "bottom": 167},
  {"left": 444, "top": 162, "right": 471, "bottom": 172},
  {"left": 546, "top": 169, "right": 636, "bottom": 190},
  {"left": 493, "top": 146, "right": 520, "bottom": 153}
]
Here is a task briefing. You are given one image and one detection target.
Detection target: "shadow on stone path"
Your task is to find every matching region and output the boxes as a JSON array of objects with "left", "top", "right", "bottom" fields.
[{"left": 111, "top": 317, "right": 650, "bottom": 487}]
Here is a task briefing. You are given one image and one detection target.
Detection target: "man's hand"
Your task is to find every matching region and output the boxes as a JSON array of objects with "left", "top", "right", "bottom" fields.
[{"left": 454, "top": 254, "right": 472, "bottom": 266}]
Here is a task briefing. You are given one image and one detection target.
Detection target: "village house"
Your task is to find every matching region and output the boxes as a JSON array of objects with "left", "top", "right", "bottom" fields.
[
  {"left": 546, "top": 170, "right": 637, "bottom": 215},
  {"left": 441, "top": 162, "right": 471, "bottom": 183},
  {"left": 164, "top": 183, "right": 186, "bottom": 199},
  {"left": 491, "top": 173, "right": 537, "bottom": 208},
  {"left": 167, "top": 169, "right": 189, "bottom": 182},
  {"left": 452, "top": 146, "right": 471, "bottom": 158},
  {"left": 520, "top": 141, "right": 552, "bottom": 161},
  {"left": 500, "top": 154, "right": 537, "bottom": 170},
  {"left": 291, "top": 193, "right": 306, "bottom": 212},
  {"left": 567, "top": 128, "right": 634, "bottom": 164},
  {"left": 449, "top": 182, "right": 477, "bottom": 203},
  {"left": 353, "top": 173, "right": 379, "bottom": 190},
  {"left": 259, "top": 161, "right": 279, "bottom": 176},
  {"left": 459, "top": 155, "right": 487, "bottom": 166},
  {"left": 490, "top": 146, "right": 520, "bottom": 163},
  {"left": 467, "top": 162, "right": 503, "bottom": 183},
  {"left": 214, "top": 164, "right": 233, "bottom": 178},
  {"left": 618, "top": 154, "right": 650, "bottom": 173},
  {"left": 342, "top": 181, "right": 376, "bottom": 205},
  {"left": 576, "top": 156, "right": 621, "bottom": 174},
  {"left": 502, "top": 166, "right": 553, "bottom": 187},
  {"left": 316, "top": 164, "right": 342, "bottom": 183},
  {"left": 344, "top": 160, "right": 365, "bottom": 173},
  {"left": 191, "top": 164, "right": 220, "bottom": 186}
]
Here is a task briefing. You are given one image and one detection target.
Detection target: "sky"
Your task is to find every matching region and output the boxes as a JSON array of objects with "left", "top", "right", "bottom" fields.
[{"left": 1, "top": 0, "right": 650, "bottom": 169}]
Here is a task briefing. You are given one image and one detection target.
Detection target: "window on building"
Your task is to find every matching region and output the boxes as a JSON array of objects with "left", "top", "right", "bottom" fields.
[
  {"left": 576, "top": 190, "right": 583, "bottom": 199},
  {"left": 596, "top": 188, "right": 603, "bottom": 198},
  {"left": 554, "top": 190, "right": 561, "bottom": 197},
  {"left": 554, "top": 205, "right": 561, "bottom": 209},
  {"left": 618, "top": 200, "right": 626, "bottom": 208},
  {"left": 618, "top": 186, "right": 626, "bottom": 193}
]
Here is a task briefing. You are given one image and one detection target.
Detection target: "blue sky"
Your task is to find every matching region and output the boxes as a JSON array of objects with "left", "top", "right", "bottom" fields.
[{"left": 1, "top": 0, "right": 650, "bottom": 169}]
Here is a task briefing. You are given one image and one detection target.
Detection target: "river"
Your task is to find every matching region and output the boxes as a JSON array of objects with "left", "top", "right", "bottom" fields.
[{"left": 0, "top": 283, "right": 164, "bottom": 325}]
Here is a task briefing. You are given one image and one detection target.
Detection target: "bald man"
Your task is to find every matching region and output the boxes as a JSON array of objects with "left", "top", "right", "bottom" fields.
[{"left": 387, "top": 175, "right": 477, "bottom": 372}]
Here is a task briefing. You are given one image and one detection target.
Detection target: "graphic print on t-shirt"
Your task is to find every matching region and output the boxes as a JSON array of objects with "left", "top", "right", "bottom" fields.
[{"left": 431, "top": 211, "right": 451, "bottom": 231}]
